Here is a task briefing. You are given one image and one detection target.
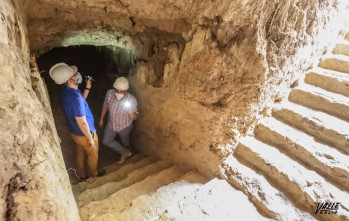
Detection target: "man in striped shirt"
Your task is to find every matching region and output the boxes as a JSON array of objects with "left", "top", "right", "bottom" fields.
[{"left": 99, "top": 77, "right": 138, "bottom": 164}]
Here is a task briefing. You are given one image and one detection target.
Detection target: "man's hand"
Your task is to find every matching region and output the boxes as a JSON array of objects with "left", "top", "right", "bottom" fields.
[
  {"left": 100, "top": 106, "right": 108, "bottom": 128},
  {"left": 88, "top": 137, "right": 95, "bottom": 146},
  {"left": 85, "top": 78, "right": 92, "bottom": 89},
  {"left": 99, "top": 119, "right": 104, "bottom": 128},
  {"left": 129, "top": 111, "right": 139, "bottom": 120},
  {"left": 75, "top": 116, "right": 94, "bottom": 146}
]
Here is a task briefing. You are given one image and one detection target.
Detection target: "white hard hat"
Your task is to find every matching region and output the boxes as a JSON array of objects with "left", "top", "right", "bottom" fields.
[
  {"left": 113, "top": 77, "right": 129, "bottom": 90},
  {"left": 49, "top": 63, "right": 78, "bottom": 84}
]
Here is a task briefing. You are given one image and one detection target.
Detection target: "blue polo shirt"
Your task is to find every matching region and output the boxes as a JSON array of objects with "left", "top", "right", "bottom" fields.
[{"left": 60, "top": 86, "right": 95, "bottom": 136}]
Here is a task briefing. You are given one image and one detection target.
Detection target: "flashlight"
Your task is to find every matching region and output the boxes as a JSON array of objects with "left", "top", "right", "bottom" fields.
[
  {"left": 124, "top": 101, "right": 139, "bottom": 116},
  {"left": 85, "top": 75, "right": 95, "bottom": 81},
  {"left": 124, "top": 101, "right": 131, "bottom": 109}
]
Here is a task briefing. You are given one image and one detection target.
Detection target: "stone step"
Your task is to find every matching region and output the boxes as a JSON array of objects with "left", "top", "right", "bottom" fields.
[
  {"left": 254, "top": 117, "right": 349, "bottom": 192},
  {"left": 177, "top": 169, "right": 209, "bottom": 184},
  {"left": 79, "top": 166, "right": 185, "bottom": 221},
  {"left": 77, "top": 160, "right": 173, "bottom": 206},
  {"left": 333, "top": 41, "right": 349, "bottom": 57},
  {"left": 273, "top": 102, "right": 349, "bottom": 154},
  {"left": 235, "top": 137, "right": 349, "bottom": 221},
  {"left": 157, "top": 178, "right": 268, "bottom": 221},
  {"left": 304, "top": 67, "right": 349, "bottom": 97},
  {"left": 318, "top": 54, "right": 349, "bottom": 74},
  {"left": 221, "top": 156, "right": 315, "bottom": 221},
  {"left": 103, "top": 154, "right": 145, "bottom": 174},
  {"left": 345, "top": 33, "right": 349, "bottom": 41},
  {"left": 289, "top": 84, "right": 349, "bottom": 122},
  {"left": 92, "top": 170, "right": 208, "bottom": 221},
  {"left": 72, "top": 156, "right": 156, "bottom": 195}
]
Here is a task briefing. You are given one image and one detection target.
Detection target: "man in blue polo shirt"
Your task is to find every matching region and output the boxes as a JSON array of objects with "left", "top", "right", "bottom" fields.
[{"left": 49, "top": 63, "right": 104, "bottom": 181}]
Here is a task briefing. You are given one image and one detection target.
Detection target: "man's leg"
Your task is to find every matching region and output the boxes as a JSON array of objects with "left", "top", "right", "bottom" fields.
[
  {"left": 71, "top": 134, "right": 87, "bottom": 178},
  {"left": 117, "top": 125, "right": 133, "bottom": 164},
  {"left": 102, "top": 125, "right": 129, "bottom": 155},
  {"left": 119, "top": 124, "right": 133, "bottom": 148},
  {"left": 84, "top": 131, "right": 99, "bottom": 177}
]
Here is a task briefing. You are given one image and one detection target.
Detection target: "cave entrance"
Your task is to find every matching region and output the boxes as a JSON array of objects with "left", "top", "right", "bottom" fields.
[{"left": 37, "top": 45, "right": 136, "bottom": 184}]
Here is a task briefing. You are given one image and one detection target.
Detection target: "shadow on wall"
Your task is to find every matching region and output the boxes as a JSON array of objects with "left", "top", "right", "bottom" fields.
[{"left": 37, "top": 45, "right": 135, "bottom": 183}]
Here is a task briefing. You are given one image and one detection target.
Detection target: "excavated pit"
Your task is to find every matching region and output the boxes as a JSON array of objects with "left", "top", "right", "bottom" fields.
[{"left": 1, "top": 0, "right": 349, "bottom": 220}]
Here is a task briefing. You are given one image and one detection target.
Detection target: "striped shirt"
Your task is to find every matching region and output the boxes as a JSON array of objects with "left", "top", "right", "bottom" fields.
[{"left": 103, "top": 89, "right": 138, "bottom": 132}]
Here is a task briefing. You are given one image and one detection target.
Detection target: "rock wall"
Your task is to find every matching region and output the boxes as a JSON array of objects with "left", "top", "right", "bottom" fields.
[
  {"left": 154, "top": 0, "right": 349, "bottom": 176},
  {"left": 24, "top": 0, "right": 349, "bottom": 177},
  {"left": 131, "top": 0, "right": 349, "bottom": 176},
  {"left": 0, "top": 0, "right": 79, "bottom": 220}
]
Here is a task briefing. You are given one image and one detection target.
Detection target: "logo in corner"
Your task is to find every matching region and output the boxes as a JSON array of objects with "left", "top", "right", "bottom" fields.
[{"left": 313, "top": 202, "right": 340, "bottom": 215}]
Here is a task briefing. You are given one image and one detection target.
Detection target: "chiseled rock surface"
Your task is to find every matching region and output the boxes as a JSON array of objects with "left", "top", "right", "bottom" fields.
[{"left": 0, "top": 0, "right": 79, "bottom": 220}]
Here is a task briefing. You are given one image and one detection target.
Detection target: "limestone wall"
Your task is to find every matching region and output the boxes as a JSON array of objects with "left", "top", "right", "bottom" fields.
[
  {"left": 0, "top": 0, "right": 79, "bottom": 220},
  {"left": 131, "top": 0, "right": 349, "bottom": 176},
  {"left": 24, "top": 0, "right": 349, "bottom": 177}
]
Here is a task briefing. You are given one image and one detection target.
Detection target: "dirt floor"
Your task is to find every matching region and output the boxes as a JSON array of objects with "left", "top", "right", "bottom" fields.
[{"left": 37, "top": 46, "right": 135, "bottom": 184}]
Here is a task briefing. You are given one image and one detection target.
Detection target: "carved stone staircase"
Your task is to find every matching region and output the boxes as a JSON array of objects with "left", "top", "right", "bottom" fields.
[
  {"left": 73, "top": 154, "right": 266, "bottom": 221},
  {"left": 222, "top": 34, "right": 349, "bottom": 221}
]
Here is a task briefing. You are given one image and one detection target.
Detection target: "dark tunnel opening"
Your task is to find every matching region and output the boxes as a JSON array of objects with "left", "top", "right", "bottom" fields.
[{"left": 37, "top": 45, "right": 136, "bottom": 183}]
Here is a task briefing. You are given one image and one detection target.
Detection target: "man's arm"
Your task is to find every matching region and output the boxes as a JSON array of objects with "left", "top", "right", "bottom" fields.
[
  {"left": 83, "top": 89, "right": 90, "bottom": 99},
  {"left": 83, "top": 79, "right": 92, "bottom": 99},
  {"left": 75, "top": 116, "right": 94, "bottom": 145},
  {"left": 99, "top": 106, "right": 108, "bottom": 128},
  {"left": 99, "top": 91, "right": 110, "bottom": 128},
  {"left": 129, "top": 96, "right": 139, "bottom": 120}
]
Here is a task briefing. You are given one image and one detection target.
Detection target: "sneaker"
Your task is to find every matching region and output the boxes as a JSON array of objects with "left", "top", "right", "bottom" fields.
[
  {"left": 97, "top": 169, "right": 105, "bottom": 177},
  {"left": 117, "top": 152, "right": 133, "bottom": 164}
]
